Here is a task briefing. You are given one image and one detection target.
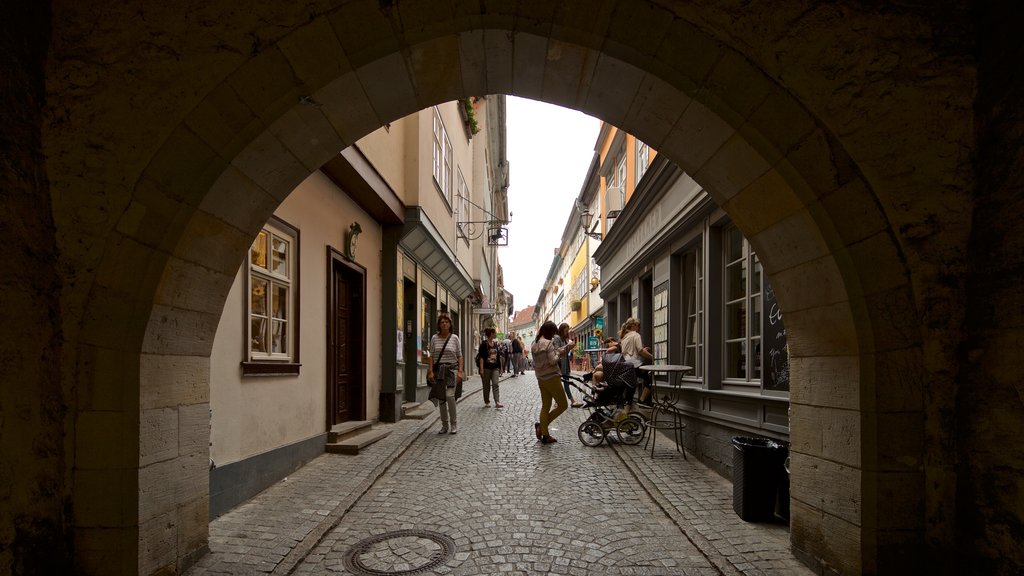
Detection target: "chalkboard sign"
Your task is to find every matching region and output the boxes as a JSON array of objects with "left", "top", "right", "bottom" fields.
[{"left": 762, "top": 283, "right": 790, "bottom": 391}]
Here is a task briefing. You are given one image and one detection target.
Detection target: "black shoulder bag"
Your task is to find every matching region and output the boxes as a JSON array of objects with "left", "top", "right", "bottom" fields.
[{"left": 428, "top": 334, "right": 453, "bottom": 404}]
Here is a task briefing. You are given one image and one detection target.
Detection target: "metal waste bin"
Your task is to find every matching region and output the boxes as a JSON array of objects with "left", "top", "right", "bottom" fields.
[{"left": 731, "top": 436, "right": 789, "bottom": 522}]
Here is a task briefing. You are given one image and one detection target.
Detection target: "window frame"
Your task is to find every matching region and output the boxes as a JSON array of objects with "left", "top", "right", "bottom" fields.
[
  {"left": 242, "top": 217, "right": 301, "bottom": 376},
  {"left": 721, "top": 224, "right": 761, "bottom": 387},
  {"left": 432, "top": 107, "right": 454, "bottom": 208},
  {"left": 636, "top": 140, "right": 650, "bottom": 182}
]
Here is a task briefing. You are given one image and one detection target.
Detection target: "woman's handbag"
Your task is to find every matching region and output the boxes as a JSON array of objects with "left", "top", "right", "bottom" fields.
[{"left": 428, "top": 334, "right": 453, "bottom": 404}]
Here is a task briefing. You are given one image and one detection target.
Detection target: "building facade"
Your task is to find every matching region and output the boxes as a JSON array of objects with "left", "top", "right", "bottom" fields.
[{"left": 208, "top": 97, "right": 508, "bottom": 515}]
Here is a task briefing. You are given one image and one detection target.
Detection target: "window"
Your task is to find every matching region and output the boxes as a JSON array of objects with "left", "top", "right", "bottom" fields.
[
  {"left": 247, "top": 219, "right": 297, "bottom": 367},
  {"left": 432, "top": 107, "right": 454, "bottom": 205},
  {"left": 616, "top": 154, "right": 627, "bottom": 196},
  {"left": 722, "top": 225, "right": 761, "bottom": 383},
  {"left": 636, "top": 140, "right": 650, "bottom": 182},
  {"left": 652, "top": 286, "right": 668, "bottom": 364},
  {"left": 682, "top": 248, "right": 703, "bottom": 378}
]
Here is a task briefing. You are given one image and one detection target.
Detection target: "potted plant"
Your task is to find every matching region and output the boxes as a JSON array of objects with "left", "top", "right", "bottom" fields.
[{"left": 570, "top": 298, "right": 581, "bottom": 312}]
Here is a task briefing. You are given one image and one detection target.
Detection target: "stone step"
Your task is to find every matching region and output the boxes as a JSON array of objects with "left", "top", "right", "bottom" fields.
[
  {"left": 400, "top": 402, "right": 421, "bottom": 418},
  {"left": 324, "top": 427, "right": 392, "bottom": 455},
  {"left": 403, "top": 401, "right": 436, "bottom": 420},
  {"left": 327, "top": 420, "right": 373, "bottom": 443}
]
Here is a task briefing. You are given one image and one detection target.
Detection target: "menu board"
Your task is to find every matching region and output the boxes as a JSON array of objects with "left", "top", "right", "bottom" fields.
[{"left": 762, "top": 283, "right": 790, "bottom": 391}]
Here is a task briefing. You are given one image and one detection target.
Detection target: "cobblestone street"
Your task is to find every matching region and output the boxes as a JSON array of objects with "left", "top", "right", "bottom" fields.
[{"left": 187, "top": 373, "right": 811, "bottom": 575}]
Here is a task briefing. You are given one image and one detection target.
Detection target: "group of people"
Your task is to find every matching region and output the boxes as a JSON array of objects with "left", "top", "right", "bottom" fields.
[
  {"left": 532, "top": 317, "right": 653, "bottom": 444},
  {"left": 426, "top": 311, "right": 654, "bottom": 445}
]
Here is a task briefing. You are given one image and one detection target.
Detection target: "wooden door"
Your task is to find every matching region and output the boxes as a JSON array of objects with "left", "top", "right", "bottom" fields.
[{"left": 329, "top": 255, "right": 365, "bottom": 426}]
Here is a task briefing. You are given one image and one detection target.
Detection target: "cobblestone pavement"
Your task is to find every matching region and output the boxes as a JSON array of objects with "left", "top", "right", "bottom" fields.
[{"left": 187, "top": 373, "right": 811, "bottom": 576}]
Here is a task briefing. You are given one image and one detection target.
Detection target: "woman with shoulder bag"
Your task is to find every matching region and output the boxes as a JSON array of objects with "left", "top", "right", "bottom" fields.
[
  {"left": 427, "top": 313, "right": 464, "bottom": 434},
  {"left": 531, "top": 321, "right": 574, "bottom": 444}
]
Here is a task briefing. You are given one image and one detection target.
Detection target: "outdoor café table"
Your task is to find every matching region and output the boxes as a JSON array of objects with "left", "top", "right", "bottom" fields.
[{"left": 637, "top": 364, "right": 693, "bottom": 457}]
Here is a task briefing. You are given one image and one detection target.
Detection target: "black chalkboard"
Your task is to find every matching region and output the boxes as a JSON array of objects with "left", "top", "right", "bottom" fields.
[{"left": 762, "top": 283, "right": 790, "bottom": 391}]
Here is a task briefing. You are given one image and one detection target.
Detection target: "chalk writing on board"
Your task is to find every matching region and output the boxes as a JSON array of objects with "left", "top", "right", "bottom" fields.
[{"left": 763, "top": 283, "right": 790, "bottom": 391}]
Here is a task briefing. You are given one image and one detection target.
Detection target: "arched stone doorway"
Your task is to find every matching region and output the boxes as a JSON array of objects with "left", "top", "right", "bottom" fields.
[{"left": 9, "top": 1, "right": 1018, "bottom": 575}]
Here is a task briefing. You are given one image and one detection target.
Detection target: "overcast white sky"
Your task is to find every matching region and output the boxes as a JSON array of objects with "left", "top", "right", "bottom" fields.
[{"left": 499, "top": 97, "right": 602, "bottom": 315}]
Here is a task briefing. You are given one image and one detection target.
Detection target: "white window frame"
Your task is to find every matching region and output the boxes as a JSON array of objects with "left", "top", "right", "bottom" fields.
[
  {"left": 247, "top": 219, "right": 296, "bottom": 363},
  {"left": 636, "top": 140, "right": 650, "bottom": 182},
  {"left": 682, "top": 246, "right": 703, "bottom": 380},
  {"left": 432, "top": 107, "right": 454, "bottom": 206}
]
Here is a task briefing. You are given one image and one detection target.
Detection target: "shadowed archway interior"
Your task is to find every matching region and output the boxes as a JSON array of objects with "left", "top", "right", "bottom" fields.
[{"left": 6, "top": 1, "right": 1018, "bottom": 575}]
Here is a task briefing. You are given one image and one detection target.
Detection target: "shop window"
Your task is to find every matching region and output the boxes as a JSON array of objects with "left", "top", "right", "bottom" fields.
[
  {"left": 652, "top": 286, "right": 669, "bottom": 364},
  {"left": 722, "top": 225, "right": 761, "bottom": 384},
  {"left": 421, "top": 293, "right": 436, "bottom": 362},
  {"left": 682, "top": 248, "right": 703, "bottom": 379}
]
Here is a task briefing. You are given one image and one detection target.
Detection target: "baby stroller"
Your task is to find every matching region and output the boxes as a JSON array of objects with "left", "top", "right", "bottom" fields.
[{"left": 563, "top": 353, "right": 647, "bottom": 447}]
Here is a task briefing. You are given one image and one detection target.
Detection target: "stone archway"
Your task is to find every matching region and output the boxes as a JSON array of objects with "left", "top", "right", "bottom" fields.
[{"left": 17, "top": 1, "right": 997, "bottom": 574}]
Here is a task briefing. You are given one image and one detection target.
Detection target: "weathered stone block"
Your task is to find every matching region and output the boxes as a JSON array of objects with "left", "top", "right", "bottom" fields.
[
  {"left": 721, "top": 169, "right": 803, "bottom": 237},
  {"left": 750, "top": 208, "right": 830, "bottom": 274},
  {"left": 791, "top": 451, "right": 861, "bottom": 524},
  {"left": 184, "top": 82, "right": 265, "bottom": 164},
  {"left": 661, "top": 99, "right": 734, "bottom": 176},
  {"left": 790, "top": 498, "right": 862, "bottom": 576},
  {"left": 179, "top": 403, "right": 211, "bottom": 457},
  {"left": 154, "top": 256, "right": 236, "bottom": 316},
  {"left": 278, "top": 17, "right": 352, "bottom": 90},
  {"left": 177, "top": 495, "right": 210, "bottom": 562},
  {"left": 483, "top": 29, "right": 514, "bottom": 95},
  {"left": 696, "top": 132, "right": 770, "bottom": 203},
  {"left": 621, "top": 73, "right": 689, "bottom": 150},
  {"left": 328, "top": 0, "right": 402, "bottom": 67},
  {"left": 269, "top": 105, "right": 347, "bottom": 173},
  {"left": 406, "top": 36, "right": 465, "bottom": 108},
  {"left": 228, "top": 46, "right": 306, "bottom": 124},
  {"left": 141, "top": 305, "right": 220, "bottom": 357},
  {"left": 540, "top": 40, "right": 598, "bottom": 111},
  {"left": 788, "top": 355, "right": 860, "bottom": 411},
  {"left": 140, "top": 408, "right": 177, "bottom": 467},
  {"left": 231, "top": 131, "right": 311, "bottom": 204},
  {"left": 784, "top": 303, "right": 858, "bottom": 358},
  {"left": 458, "top": 30, "right": 488, "bottom": 98},
  {"left": 140, "top": 354, "right": 210, "bottom": 410},
  {"left": 199, "top": 167, "right": 278, "bottom": 238},
  {"left": 138, "top": 510, "right": 175, "bottom": 575},
  {"left": 316, "top": 72, "right": 380, "bottom": 147},
  {"left": 355, "top": 55, "right": 417, "bottom": 125},
  {"left": 821, "top": 407, "right": 861, "bottom": 467},
  {"left": 511, "top": 32, "right": 548, "bottom": 101},
  {"left": 585, "top": 54, "right": 645, "bottom": 127}
]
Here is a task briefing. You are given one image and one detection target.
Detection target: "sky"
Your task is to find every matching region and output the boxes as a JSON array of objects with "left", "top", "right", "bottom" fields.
[{"left": 499, "top": 97, "right": 602, "bottom": 315}]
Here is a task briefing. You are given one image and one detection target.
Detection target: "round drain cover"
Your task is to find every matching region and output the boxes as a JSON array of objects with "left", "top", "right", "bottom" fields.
[{"left": 340, "top": 529, "right": 456, "bottom": 575}]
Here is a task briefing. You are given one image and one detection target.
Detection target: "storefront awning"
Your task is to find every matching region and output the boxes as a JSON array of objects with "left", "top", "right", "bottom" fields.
[{"left": 399, "top": 207, "right": 475, "bottom": 300}]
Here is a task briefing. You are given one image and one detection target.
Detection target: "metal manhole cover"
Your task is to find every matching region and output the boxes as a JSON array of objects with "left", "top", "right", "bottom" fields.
[{"left": 341, "top": 529, "right": 456, "bottom": 575}]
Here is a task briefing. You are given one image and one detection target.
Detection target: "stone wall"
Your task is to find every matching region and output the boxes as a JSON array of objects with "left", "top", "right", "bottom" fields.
[
  {"left": 960, "top": 3, "right": 1024, "bottom": 574},
  {"left": 0, "top": 1, "right": 72, "bottom": 574}
]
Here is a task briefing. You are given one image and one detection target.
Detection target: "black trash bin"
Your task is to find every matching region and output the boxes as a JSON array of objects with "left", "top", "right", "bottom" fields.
[{"left": 731, "top": 436, "right": 788, "bottom": 522}]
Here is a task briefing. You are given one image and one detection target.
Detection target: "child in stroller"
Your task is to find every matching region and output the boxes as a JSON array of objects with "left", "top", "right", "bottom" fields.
[{"left": 563, "top": 342, "right": 647, "bottom": 446}]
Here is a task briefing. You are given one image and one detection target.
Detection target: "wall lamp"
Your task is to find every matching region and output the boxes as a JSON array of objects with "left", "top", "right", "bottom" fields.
[{"left": 575, "top": 200, "right": 603, "bottom": 241}]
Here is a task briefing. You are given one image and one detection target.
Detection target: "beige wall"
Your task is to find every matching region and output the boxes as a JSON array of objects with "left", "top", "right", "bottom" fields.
[{"left": 209, "top": 171, "right": 382, "bottom": 466}]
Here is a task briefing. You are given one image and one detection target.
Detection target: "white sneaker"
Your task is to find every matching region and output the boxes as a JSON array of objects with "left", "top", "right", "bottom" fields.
[{"left": 450, "top": 425, "right": 458, "bottom": 434}]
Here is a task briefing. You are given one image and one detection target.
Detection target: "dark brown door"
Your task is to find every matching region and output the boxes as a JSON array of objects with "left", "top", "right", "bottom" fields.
[{"left": 329, "top": 256, "right": 365, "bottom": 426}]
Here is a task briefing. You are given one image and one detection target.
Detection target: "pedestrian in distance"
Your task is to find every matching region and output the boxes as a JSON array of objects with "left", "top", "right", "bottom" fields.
[
  {"left": 476, "top": 327, "right": 503, "bottom": 408},
  {"left": 510, "top": 332, "right": 523, "bottom": 377},
  {"left": 553, "top": 323, "right": 584, "bottom": 408},
  {"left": 517, "top": 335, "right": 528, "bottom": 374},
  {"left": 427, "top": 313, "right": 463, "bottom": 434},
  {"left": 532, "top": 321, "right": 574, "bottom": 444}
]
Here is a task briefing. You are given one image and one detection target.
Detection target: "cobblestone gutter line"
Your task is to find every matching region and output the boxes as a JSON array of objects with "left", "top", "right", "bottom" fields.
[{"left": 271, "top": 381, "right": 486, "bottom": 575}]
